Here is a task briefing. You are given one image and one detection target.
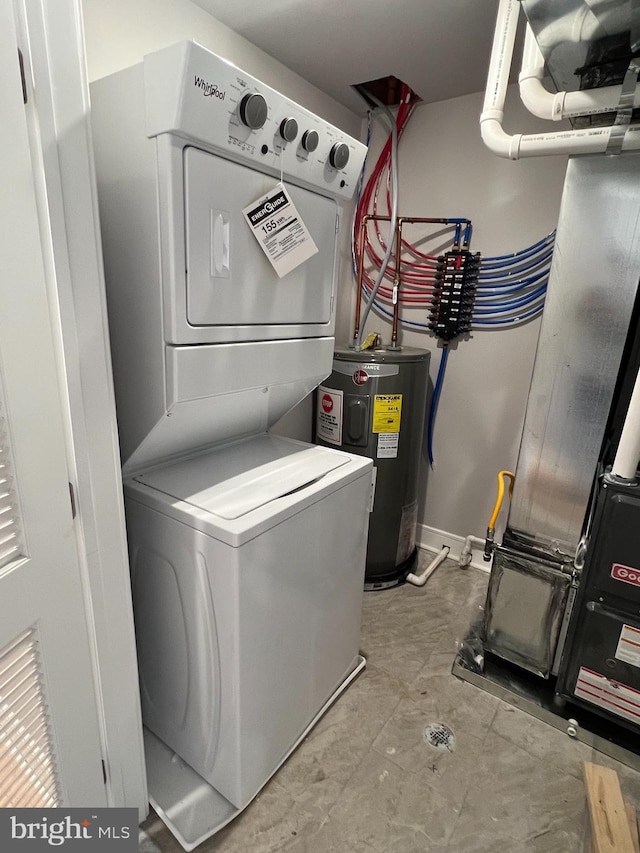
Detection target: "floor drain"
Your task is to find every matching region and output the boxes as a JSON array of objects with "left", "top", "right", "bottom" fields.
[{"left": 423, "top": 722, "right": 456, "bottom": 752}]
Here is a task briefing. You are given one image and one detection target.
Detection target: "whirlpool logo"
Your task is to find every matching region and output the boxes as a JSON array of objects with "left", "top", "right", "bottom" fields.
[
  {"left": 0, "top": 809, "right": 137, "bottom": 850},
  {"left": 194, "top": 74, "right": 226, "bottom": 100}
]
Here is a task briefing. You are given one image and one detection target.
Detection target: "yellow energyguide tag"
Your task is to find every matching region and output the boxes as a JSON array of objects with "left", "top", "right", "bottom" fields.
[{"left": 372, "top": 394, "right": 402, "bottom": 433}]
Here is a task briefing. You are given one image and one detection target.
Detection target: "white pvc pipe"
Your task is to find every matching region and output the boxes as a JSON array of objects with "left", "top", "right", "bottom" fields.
[
  {"left": 459, "top": 535, "right": 485, "bottom": 569},
  {"left": 519, "top": 25, "right": 564, "bottom": 120},
  {"left": 483, "top": 0, "right": 519, "bottom": 120},
  {"left": 405, "top": 546, "right": 450, "bottom": 587},
  {"left": 611, "top": 365, "right": 640, "bottom": 481},
  {"left": 519, "top": 26, "right": 640, "bottom": 122},
  {"left": 481, "top": 0, "right": 640, "bottom": 159},
  {"left": 531, "top": 5, "right": 602, "bottom": 54}
]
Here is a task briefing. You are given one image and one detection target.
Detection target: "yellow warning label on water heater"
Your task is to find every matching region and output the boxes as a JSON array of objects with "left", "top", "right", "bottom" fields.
[{"left": 372, "top": 394, "right": 402, "bottom": 433}]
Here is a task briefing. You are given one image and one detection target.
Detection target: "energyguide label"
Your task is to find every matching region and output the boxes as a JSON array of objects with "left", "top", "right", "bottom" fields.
[{"left": 243, "top": 183, "right": 318, "bottom": 277}]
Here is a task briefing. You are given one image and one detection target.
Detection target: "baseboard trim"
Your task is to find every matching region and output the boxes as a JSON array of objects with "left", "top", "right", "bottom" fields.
[{"left": 416, "top": 523, "right": 491, "bottom": 573}]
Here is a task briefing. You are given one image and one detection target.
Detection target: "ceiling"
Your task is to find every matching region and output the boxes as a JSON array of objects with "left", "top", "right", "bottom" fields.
[{"left": 192, "top": 0, "right": 503, "bottom": 115}]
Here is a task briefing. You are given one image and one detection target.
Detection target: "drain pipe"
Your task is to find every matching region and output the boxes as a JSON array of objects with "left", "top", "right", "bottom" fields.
[
  {"left": 519, "top": 25, "right": 640, "bottom": 122},
  {"left": 481, "top": 0, "right": 640, "bottom": 159},
  {"left": 610, "top": 365, "right": 640, "bottom": 482},
  {"left": 406, "top": 546, "right": 450, "bottom": 587},
  {"left": 459, "top": 535, "right": 485, "bottom": 569}
]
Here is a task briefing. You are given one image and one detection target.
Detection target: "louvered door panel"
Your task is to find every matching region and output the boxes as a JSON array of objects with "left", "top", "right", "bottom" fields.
[
  {"left": 0, "top": 628, "right": 61, "bottom": 807},
  {"left": 0, "top": 384, "right": 24, "bottom": 570}
]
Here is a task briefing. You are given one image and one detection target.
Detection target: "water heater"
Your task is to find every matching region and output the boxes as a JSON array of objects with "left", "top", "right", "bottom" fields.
[{"left": 316, "top": 345, "right": 430, "bottom": 589}]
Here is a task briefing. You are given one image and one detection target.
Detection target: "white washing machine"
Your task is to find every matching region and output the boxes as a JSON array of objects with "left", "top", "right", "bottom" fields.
[
  {"left": 90, "top": 42, "right": 371, "bottom": 849},
  {"left": 126, "top": 435, "right": 370, "bottom": 846}
]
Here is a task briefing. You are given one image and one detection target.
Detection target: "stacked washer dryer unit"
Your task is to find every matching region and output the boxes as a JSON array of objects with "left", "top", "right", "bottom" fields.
[{"left": 90, "top": 42, "right": 370, "bottom": 850}]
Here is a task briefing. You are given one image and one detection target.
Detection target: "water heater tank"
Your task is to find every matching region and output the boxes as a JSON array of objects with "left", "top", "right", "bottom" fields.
[{"left": 316, "top": 345, "right": 430, "bottom": 590}]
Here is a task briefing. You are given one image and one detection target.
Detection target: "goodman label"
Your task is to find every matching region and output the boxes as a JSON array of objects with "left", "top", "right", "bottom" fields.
[
  {"left": 243, "top": 182, "right": 318, "bottom": 277},
  {"left": 0, "top": 809, "right": 137, "bottom": 850},
  {"left": 611, "top": 563, "right": 640, "bottom": 588}
]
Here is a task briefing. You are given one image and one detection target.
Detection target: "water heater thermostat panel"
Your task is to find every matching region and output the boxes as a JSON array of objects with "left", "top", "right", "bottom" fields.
[{"left": 143, "top": 41, "right": 366, "bottom": 201}]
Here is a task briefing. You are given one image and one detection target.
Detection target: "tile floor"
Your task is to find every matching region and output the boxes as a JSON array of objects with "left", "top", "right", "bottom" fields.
[{"left": 139, "top": 553, "right": 640, "bottom": 852}]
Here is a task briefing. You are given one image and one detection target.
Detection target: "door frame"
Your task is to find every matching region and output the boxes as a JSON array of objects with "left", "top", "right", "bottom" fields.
[{"left": 13, "top": 0, "right": 147, "bottom": 817}]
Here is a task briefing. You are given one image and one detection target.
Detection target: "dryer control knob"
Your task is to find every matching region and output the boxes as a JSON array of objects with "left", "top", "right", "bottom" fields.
[
  {"left": 329, "top": 142, "right": 350, "bottom": 169},
  {"left": 239, "top": 92, "right": 268, "bottom": 129},
  {"left": 301, "top": 129, "right": 319, "bottom": 152},
  {"left": 279, "top": 117, "right": 299, "bottom": 142}
]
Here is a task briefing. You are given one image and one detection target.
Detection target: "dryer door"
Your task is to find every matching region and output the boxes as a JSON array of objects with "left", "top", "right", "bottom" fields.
[{"left": 184, "top": 146, "right": 338, "bottom": 328}]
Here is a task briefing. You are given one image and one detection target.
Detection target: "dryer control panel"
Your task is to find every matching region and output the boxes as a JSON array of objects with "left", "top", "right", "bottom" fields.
[{"left": 143, "top": 41, "right": 367, "bottom": 200}]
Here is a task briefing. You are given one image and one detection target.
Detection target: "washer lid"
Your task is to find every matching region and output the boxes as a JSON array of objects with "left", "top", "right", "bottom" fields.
[{"left": 132, "top": 434, "right": 349, "bottom": 520}]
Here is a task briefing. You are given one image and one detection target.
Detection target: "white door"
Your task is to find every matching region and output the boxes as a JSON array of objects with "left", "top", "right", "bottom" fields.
[{"left": 0, "top": 0, "right": 106, "bottom": 807}]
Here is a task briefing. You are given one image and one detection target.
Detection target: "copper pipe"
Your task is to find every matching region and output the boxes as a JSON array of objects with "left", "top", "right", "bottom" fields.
[
  {"left": 391, "top": 217, "right": 403, "bottom": 347},
  {"left": 364, "top": 216, "right": 458, "bottom": 224},
  {"left": 353, "top": 214, "right": 473, "bottom": 346},
  {"left": 352, "top": 215, "right": 369, "bottom": 344}
]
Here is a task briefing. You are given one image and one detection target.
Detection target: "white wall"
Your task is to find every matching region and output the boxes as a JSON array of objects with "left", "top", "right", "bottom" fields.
[
  {"left": 81, "top": 0, "right": 359, "bottom": 137},
  {"left": 351, "top": 86, "right": 569, "bottom": 552}
]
